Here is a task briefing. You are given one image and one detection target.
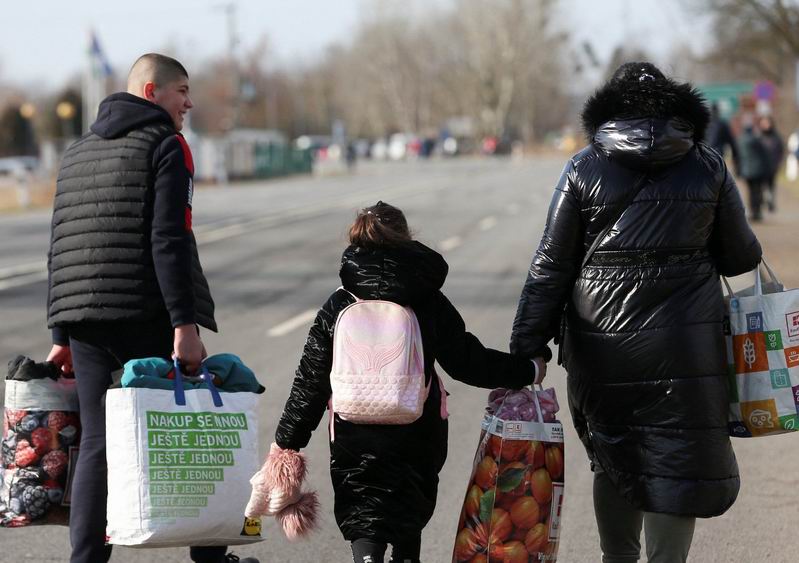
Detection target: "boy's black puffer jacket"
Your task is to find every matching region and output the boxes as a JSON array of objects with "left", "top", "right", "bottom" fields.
[{"left": 275, "top": 241, "right": 534, "bottom": 542}]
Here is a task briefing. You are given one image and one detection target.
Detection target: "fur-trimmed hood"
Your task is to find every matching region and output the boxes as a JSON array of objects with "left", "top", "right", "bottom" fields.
[
  {"left": 582, "top": 75, "right": 709, "bottom": 141},
  {"left": 581, "top": 73, "right": 710, "bottom": 170}
]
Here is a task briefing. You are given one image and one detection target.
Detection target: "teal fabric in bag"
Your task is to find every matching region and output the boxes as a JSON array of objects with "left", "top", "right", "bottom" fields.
[{"left": 121, "top": 354, "right": 264, "bottom": 393}]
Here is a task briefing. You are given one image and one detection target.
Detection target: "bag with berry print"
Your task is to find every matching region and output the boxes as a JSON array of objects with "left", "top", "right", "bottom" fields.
[
  {"left": 105, "top": 358, "right": 262, "bottom": 547},
  {"left": 1, "top": 356, "right": 80, "bottom": 527}
]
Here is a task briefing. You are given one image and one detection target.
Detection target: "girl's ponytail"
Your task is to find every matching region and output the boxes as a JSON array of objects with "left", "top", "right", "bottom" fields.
[{"left": 348, "top": 201, "right": 412, "bottom": 248}]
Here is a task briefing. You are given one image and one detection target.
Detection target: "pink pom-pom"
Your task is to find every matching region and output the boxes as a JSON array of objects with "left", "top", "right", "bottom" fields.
[
  {"left": 277, "top": 491, "right": 320, "bottom": 540},
  {"left": 262, "top": 442, "right": 307, "bottom": 499}
]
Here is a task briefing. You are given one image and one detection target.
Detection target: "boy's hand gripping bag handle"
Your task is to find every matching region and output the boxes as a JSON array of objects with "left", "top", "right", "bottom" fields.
[{"left": 172, "top": 358, "right": 224, "bottom": 407}]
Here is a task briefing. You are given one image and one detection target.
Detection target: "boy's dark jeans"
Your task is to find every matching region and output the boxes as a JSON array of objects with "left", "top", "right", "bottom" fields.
[{"left": 67, "top": 319, "right": 227, "bottom": 563}]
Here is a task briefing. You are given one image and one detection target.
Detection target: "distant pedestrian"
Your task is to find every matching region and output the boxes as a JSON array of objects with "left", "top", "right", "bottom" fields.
[
  {"left": 705, "top": 102, "right": 740, "bottom": 173},
  {"left": 45, "top": 53, "right": 257, "bottom": 563},
  {"left": 511, "top": 62, "right": 761, "bottom": 563},
  {"left": 737, "top": 116, "right": 771, "bottom": 221},
  {"left": 758, "top": 115, "right": 784, "bottom": 212},
  {"left": 345, "top": 141, "right": 357, "bottom": 172},
  {"left": 253, "top": 201, "right": 539, "bottom": 563},
  {"left": 420, "top": 137, "right": 436, "bottom": 158}
]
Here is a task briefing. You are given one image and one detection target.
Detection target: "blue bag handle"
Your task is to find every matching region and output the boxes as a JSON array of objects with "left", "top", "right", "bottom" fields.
[
  {"left": 173, "top": 357, "right": 187, "bottom": 406},
  {"left": 172, "top": 359, "right": 224, "bottom": 408},
  {"left": 200, "top": 365, "right": 224, "bottom": 408}
]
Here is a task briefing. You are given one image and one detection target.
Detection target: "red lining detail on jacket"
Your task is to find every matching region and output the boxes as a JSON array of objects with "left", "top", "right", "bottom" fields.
[{"left": 176, "top": 134, "right": 194, "bottom": 176}]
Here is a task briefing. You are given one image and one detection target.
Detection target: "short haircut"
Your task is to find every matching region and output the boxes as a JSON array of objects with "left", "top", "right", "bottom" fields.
[{"left": 127, "top": 53, "right": 188, "bottom": 90}]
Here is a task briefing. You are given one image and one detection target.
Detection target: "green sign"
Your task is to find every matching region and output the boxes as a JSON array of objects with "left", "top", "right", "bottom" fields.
[{"left": 698, "top": 82, "right": 754, "bottom": 118}]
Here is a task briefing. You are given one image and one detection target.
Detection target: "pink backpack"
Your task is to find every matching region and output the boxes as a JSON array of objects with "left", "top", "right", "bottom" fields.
[{"left": 329, "top": 290, "right": 448, "bottom": 437}]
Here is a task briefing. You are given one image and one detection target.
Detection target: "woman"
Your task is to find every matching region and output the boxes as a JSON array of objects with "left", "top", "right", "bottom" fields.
[
  {"left": 737, "top": 116, "right": 771, "bottom": 221},
  {"left": 511, "top": 63, "right": 761, "bottom": 563}
]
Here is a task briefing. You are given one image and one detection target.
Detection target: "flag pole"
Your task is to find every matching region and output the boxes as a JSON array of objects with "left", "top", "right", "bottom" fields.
[
  {"left": 83, "top": 28, "right": 114, "bottom": 134},
  {"left": 83, "top": 29, "right": 92, "bottom": 134}
]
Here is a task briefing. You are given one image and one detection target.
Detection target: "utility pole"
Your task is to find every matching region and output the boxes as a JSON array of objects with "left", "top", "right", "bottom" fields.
[
  {"left": 796, "top": 59, "right": 799, "bottom": 111},
  {"left": 213, "top": 2, "right": 239, "bottom": 187},
  {"left": 215, "top": 2, "right": 240, "bottom": 130}
]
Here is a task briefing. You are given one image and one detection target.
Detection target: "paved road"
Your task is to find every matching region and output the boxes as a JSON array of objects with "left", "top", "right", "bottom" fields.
[{"left": 0, "top": 158, "right": 796, "bottom": 562}]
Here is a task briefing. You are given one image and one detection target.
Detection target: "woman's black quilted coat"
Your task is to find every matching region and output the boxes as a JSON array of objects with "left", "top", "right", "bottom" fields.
[{"left": 511, "top": 74, "right": 761, "bottom": 517}]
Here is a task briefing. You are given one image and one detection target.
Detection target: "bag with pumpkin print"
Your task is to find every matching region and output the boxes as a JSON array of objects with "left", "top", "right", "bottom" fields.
[{"left": 452, "top": 386, "right": 564, "bottom": 563}]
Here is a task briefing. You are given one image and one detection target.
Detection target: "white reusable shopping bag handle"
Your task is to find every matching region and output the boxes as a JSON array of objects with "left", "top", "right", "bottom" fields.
[{"left": 722, "top": 258, "right": 782, "bottom": 298}]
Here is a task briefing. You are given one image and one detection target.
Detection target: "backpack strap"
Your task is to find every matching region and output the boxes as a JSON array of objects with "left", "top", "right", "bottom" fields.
[
  {"left": 328, "top": 397, "right": 335, "bottom": 442},
  {"left": 581, "top": 172, "right": 649, "bottom": 269},
  {"left": 336, "top": 286, "right": 360, "bottom": 301},
  {"left": 328, "top": 287, "right": 358, "bottom": 441},
  {"left": 557, "top": 172, "right": 648, "bottom": 366}
]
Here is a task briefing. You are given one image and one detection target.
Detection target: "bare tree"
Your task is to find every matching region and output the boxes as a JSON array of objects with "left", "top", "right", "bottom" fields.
[
  {"left": 188, "top": 0, "right": 572, "bottom": 142},
  {"left": 693, "top": 0, "right": 799, "bottom": 84},
  {"left": 442, "top": 0, "right": 566, "bottom": 139}
]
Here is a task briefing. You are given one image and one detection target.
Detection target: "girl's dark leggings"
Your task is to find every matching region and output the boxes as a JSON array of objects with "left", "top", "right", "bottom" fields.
[{"left": 351, "top": 536, "right": 422, "bottom": 563}]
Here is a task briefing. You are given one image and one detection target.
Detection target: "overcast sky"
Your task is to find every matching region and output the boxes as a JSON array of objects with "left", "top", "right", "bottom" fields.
[{"left": 1, "top": 0, "right": 709, "bottom": 89}]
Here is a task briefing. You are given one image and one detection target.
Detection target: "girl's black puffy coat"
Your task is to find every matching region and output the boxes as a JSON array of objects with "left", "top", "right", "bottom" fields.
[
  {"left": 275, "top": 242, "right": 533, "bottom": 542},
  {"left": 511, "top": 77, "right": 762, "bottom": 517}
]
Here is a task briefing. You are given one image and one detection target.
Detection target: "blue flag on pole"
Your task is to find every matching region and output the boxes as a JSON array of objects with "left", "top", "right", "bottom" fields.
[{"left": 89, "top": 31, "right": 113, "bottom": 77}]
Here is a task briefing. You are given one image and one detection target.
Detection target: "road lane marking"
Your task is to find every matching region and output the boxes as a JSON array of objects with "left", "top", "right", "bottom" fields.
[
  {"left": 195, "top": 222, "right": 251, "bottom": 244},
  {"left": 267, "top": 309, "right": 318, "bottom": 337},
  {"left": 479, "top": 216, "right": 497, "bottom": 231},
  {"left": 0, "top": 175, "right": 457, "bottom": 292},
  {"left": 195, "top": 180, "right": 448, "bottom": 246},
  {"left": 0, "top": 271, "right": 49, "bottom": 291},
  {"left": 439, "top": 236, "right": 462, "bottom": 252},
  {"left": 0, "top": 260, "right": 46, "bottom": 279}
]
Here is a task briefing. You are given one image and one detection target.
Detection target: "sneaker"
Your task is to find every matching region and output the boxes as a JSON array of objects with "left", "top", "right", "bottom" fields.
[{"left": 225, "top": 554, "right": 260, "bottom": 563}]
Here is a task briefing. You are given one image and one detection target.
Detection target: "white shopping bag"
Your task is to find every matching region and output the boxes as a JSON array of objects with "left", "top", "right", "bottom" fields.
[
  {"left": 724, "top": 261, "right": 799, "bottom": 437},
  {"left": 105, "top": 362, "right": 263, "bottom": 547}
]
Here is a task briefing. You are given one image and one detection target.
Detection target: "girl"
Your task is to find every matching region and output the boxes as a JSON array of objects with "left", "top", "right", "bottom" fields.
[{"left": 252, "top": 201, "right": 543, "bottom": 563}]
